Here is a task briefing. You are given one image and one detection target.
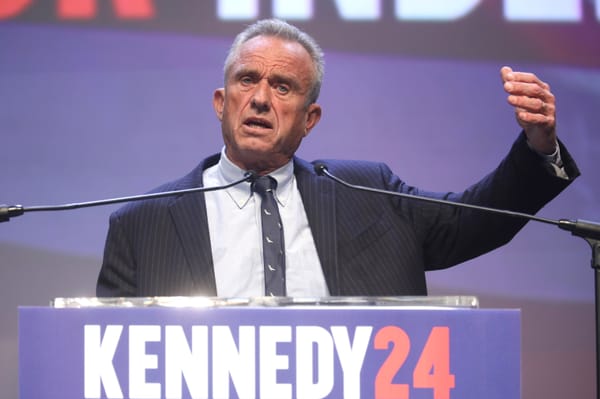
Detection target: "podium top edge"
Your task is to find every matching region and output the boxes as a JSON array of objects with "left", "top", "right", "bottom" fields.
[{"left": 51, "top": 296, "right": 479, "bottom": 309}]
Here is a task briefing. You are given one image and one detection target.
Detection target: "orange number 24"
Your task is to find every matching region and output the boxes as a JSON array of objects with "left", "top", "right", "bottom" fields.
[{"left": 374, "top": 326, "right": 455, "bottom": 399}]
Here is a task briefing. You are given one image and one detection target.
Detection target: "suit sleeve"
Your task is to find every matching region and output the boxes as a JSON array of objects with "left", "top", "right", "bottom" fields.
[{"left": 400, "top": 132, "right": 579, "bottom": 270}]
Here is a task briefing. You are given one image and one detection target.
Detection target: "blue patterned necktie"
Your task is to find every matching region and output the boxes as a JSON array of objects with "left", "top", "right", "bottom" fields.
[{"left": 252, "top": 176, "right": 286, "bottom": 296}]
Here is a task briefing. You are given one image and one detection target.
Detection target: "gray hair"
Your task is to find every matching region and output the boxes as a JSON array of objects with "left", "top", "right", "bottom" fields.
[{"left": 223, "top": 19, "right": 325, "bottom": 105}]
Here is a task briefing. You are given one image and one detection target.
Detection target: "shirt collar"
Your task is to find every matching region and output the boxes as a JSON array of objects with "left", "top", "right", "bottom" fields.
[
  {"left": 266, "top": 159, "right": 294, "bottom": 207},
  {"left": 217, "top": 148, "right": 294, "bottom": 209}
]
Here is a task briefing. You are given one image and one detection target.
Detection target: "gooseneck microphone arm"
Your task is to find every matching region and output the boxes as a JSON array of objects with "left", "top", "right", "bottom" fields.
[
  {"left": 314, "top": 164, "right": 563, "bottom": 227},
  {"left": 0, "top": 171, "right": 257, "bottom": 223},
  {"left": 313, "top": 163, "right": 600, "bottom": 240},
  {"left": 314, "top": 162, "right": 600, "bottom": 398}
]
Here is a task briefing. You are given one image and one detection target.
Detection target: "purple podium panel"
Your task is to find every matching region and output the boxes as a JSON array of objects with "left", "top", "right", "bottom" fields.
[{"left": 19, "top": 298, "right": 520, "bottom": 399}]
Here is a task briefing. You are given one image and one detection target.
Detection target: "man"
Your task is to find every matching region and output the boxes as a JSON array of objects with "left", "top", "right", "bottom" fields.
[{"left": 97, "top": 19, "right": 579, "bottom": 297}]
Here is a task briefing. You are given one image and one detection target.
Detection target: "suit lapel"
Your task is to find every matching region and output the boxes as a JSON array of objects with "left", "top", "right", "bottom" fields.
[
  {"left": 165, "top": 155, "right": 339, "bottom": 295},
  {"left": 294, "top": 158, "right": 340, "bottom": 295},
  {"left": 168, "top": 154, "right": 220, "bottom": 295}
]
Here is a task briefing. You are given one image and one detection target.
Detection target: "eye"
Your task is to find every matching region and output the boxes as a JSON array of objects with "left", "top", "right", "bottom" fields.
[
  {"left": 240, "top": 76, "right": 253, "bottom": 85},
  {"left": 275, "top": 84, "right": 290, "bottom": 94}
]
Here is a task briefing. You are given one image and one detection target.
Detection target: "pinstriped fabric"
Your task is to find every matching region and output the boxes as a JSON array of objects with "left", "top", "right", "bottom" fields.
[
  {"left": 97, "top": 154, "right": 221, "bottom": 297},
  {"left": 295, "top": 159, "right": 339, "bottom": 294},
  {"left": 308, "top": 159, "right": 428, "bottom": 295},
  {"left": 98, "top": 134, "right": 579, "bottom": 297},
  {"left": 167, "top": 189, "right": 214, "bottom": 293}
]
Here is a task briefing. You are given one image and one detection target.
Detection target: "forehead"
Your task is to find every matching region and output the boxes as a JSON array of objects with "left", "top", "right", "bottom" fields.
[{"left": 230, "top": 35, "right": 315, "bottom": 80}]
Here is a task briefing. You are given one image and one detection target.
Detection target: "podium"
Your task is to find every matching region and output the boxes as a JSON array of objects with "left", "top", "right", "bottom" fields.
[{"left": 19, "top": 296, "right": 520, "bottom": 399}]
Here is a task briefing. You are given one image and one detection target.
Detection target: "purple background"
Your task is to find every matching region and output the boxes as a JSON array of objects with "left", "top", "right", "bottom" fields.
[
  {"left": 19, "top": 306, "right": 520, "bottom": 399},
  {"left": 1, "top": 3, "right": 600, "bottom": 398}
]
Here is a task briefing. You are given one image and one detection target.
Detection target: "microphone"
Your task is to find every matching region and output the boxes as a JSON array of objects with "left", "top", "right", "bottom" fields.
[
  {"left": 313, "top": 163, "right": 600, "bottom": 241},
  {"left": 0, "top": 171, "right": 258, "bottom": 223}
]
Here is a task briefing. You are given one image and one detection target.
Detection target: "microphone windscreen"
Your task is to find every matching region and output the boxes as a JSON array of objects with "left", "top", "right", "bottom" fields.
[
  {"left": 313, "top": 163, "right": 328, "bottom": 176},
  {"left": 244, "top": 170, "right": 259, "bottom": 182}
]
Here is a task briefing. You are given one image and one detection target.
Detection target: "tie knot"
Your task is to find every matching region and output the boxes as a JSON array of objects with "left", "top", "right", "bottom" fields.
[{"left": 252, "top": 176, "right": 277, "bottom": 197}]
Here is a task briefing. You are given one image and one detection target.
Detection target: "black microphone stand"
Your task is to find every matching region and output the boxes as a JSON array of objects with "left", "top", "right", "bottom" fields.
[
  {"left": 0, "top": 171, "right": 257, "bottom": 223},
  {"left": 315, "top": 164, "right": 600, "bottom": 399}
]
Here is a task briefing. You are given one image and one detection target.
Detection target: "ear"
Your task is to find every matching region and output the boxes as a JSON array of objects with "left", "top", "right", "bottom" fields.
[
  {"left": 213, "top": 88, "right": 225, "bottom": 121},
  {"left": 304, "top": 103, "right": 322, "bottom": 136}
]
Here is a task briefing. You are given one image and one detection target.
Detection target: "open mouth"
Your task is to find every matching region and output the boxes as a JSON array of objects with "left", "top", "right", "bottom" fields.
[{"left": 244, "top": 117, "right": 273, "bottom": 130}]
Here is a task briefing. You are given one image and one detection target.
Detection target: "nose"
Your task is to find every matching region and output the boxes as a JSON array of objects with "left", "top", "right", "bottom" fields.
[{"left": 250, "top": 81, "right": 271, "bottom": 113}]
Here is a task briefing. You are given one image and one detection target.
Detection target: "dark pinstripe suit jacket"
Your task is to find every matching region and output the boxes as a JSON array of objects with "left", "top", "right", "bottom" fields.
[{"left": 97, "top": 134, "right": 579, "bottom": 297}]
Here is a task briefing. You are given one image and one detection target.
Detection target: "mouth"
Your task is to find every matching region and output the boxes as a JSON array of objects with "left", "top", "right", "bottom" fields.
[{"left": 243, "top": 117, "right": 273, "bottom": 130}]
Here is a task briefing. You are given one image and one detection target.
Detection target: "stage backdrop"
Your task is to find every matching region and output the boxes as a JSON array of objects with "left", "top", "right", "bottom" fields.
[{"left": 1, "top": 1, "right": 599, "bottom": 398}]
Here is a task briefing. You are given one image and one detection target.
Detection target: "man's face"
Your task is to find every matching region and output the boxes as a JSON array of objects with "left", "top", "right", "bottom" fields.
[{"left": 213, "top": 35, "right": 321, "bottom": 173}]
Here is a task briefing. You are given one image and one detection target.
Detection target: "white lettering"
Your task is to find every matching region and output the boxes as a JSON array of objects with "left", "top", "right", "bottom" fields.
[
  {"left": 82, "top": 323, "right": 378, "bottom": 398},
  {"left": 217, "top": 0, "right": 258, "bottom": 20},
  {"left": 165, "top": 325, "right": 208, "bottom": 399},
  {"left": 5, "top": 0, "right": 597, "bottom": 23},
  {"left": 504, "top": 0, "right": 581, "bottom": 22},
  {"left": 296, "top": 326, "right": 334, "bottom": 399},
  {"left": 396, "top": 0, "right": 481, "bottom": 21},
  {"left": 212, "top": 326, "right": 255, "bottom": 399},
  {"left": 218, "top": 0, "right": 599, "bottom": 22},
  {"left": 331, "top": 326, "right": 372, "bottom": 399},
  {"left": 273, "top": 0, "right": 312, "bottom": 20},
  {"left": 260, "top": 326, "right": 292, "bottom": 399},
  {"left": 129, "top": 325, "right": 161, "bottom": 399},
  {"left": 84, "top": 325, "right": 124, "bottom": 399},
  {"left": 334, "top": 0, "right": 381, "bottom": 20}
]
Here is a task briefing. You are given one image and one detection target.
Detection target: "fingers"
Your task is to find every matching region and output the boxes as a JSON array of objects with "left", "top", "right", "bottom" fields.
[
  {"left": 500, "top": 65, "right": 513, "bottom": 83},
  {"left": 502, "top": 66, "right": 550, "bottom": 89},
  {"left": 500, "top": 66, "right": 557, "bottom": 154},
  {"left": 511, "top": 96, "right": 555, "bottom": 124},
  {"left": 501, "top": 65, "right": 555, "bottom": 124}
]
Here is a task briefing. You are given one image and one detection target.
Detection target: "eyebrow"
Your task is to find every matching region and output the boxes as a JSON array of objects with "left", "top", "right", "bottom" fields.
[
  {"left": 269, "top": 73, "right": 301, "bottom": 90},
  {"left": 234, "top": 67, "right": 303, "bottom": 91}
]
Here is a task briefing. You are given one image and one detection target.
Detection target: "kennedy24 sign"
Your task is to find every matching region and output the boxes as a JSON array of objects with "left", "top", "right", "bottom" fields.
[
  {"left": 19, "top": 306, "right": 520, "bottom": 399},
  {"left": 83, "top": 324, "right": 454, "bottom": 399}
]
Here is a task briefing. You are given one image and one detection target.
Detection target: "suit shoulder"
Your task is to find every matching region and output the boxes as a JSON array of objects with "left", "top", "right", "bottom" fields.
[{"left": 311, "top": 158, "right": 392, "bottom": 182}]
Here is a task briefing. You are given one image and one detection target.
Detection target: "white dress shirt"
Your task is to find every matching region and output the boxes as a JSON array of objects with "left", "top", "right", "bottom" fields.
[
  {"left": 528, "top": 140, "right": 569, "bottom": 179},
  {"left": 203, "top": 149, "right": 329, "bottom": 297}
]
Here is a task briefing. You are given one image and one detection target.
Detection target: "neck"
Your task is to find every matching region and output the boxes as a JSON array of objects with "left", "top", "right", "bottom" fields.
[{"left": 225, "top": 149, "right": 292, "bottom": 176}]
